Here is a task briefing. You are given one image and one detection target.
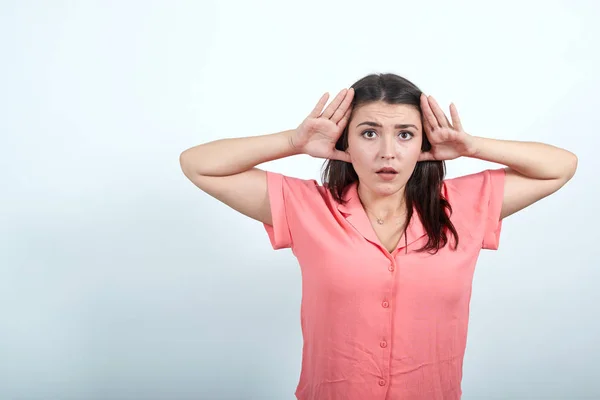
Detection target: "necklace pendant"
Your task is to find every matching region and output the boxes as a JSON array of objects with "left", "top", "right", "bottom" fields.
[{"left": 377, "top": 218, "right": 384, "bottom": 225}]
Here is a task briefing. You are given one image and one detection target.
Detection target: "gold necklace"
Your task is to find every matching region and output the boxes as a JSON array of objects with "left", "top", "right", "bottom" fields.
[
  {"left": 358, "top": 191, "right": 406, "bottom": 225},
  {"left": 364, "top": 207, "right": 406, "bottom": 225}
]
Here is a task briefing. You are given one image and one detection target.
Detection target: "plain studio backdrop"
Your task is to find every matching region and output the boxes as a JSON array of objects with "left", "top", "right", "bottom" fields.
[{"left": 1, "top": 1, "right": 598, "bottom": 399}]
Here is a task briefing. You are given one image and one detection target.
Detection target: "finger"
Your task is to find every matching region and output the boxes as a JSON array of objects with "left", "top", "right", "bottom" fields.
[
  {"left": 420, "top": 93, "right": 439, "bottom": 130},
  {"left": 321, "top": 89, "right": 348, "bottom": 119},
  {"left": 443, "top": 114, "right": 451, "bottom": 126},
  {"left": 330, "top": 88, "right": 354, "bottom": 124},
  {"left": 309, "top": 92, "right": 330, "bottom": 118},
  {"left": 421, "top": 113, "right": 433, "bottom": 136},
  {"left": 336, "top": 103, "right": 353, "bottom": 130},
  {"left": 428, "top": 96, "right": 450, "bottom": 128},
  {"left": 449, "top": 103, "right": 463, "bottom": 131}
]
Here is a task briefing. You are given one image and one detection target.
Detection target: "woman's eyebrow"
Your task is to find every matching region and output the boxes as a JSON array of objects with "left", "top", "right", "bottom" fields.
[{"left": 355, "top": 121, "right": 418, "bottom": 130}]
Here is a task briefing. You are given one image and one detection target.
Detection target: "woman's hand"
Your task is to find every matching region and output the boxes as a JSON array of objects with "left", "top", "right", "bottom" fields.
[
  {"left": 419, "top": 94, "right": 477, "bottom": 161},
  {"left": 291, "top": 88, "right": 354, "bottom": 162}
]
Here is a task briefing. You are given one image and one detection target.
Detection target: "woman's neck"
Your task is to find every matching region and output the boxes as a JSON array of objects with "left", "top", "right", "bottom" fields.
[{"left": 357, "top": 183, "right": 407, "bottom": 218}]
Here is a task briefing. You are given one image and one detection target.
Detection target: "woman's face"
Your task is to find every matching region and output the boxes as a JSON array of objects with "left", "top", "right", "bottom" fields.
[{"left": 346, "top": 101, "right": 424, "bottom": 196}]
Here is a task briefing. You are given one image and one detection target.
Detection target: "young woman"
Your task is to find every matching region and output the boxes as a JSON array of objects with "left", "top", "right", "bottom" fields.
[{"left": 179, "top": 73, "right": 577, "bottom": 400}]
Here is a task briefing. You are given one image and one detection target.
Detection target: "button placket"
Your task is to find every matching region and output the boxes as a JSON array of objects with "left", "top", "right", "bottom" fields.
[
  {"left": 378, "top": 257, "right": 397, "bottom": 387},
  {"left": 380, "top": 259, "right": 395, "bottom": 391}
]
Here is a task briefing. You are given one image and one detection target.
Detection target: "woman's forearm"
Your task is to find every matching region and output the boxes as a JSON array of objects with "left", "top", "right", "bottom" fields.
[
  {"left": 179, "top": 129, "right": 301, "bottom": 177},
  {"left": 467, "top": 136, "right": 578, "bottom": 180}
]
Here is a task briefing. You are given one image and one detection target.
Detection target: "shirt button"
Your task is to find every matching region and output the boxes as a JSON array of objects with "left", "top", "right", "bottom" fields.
[
  {"left": 379, "top": 379, "right": 386, "bottom": 386},
  {"left": 380, "top": 341, "right": 387, "bottom": 348},
  {"left": 382, "top": 301, "right": 389, "bottom": 308},
  {"left": 388, "top": 265, "right": 394, "bottom": 272}
]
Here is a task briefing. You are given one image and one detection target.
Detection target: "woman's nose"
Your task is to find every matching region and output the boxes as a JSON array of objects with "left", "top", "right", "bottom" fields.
[{"left": 380, "top": 138, "right": 395, "bottom": 159}]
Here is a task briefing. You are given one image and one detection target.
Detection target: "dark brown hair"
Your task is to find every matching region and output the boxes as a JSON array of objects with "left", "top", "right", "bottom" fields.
[{"left": 321, "top": 73, "right": 459, "bottom": 253}]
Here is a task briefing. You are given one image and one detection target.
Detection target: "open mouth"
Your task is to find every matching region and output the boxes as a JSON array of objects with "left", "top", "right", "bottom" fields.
[{"left": 376, "top": 167, "right": 398, "bottom": 175}]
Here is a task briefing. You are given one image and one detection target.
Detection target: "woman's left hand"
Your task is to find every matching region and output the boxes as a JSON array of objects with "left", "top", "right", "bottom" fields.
[{"left": 419, "top": 94, "right": 476, "bottom": 161}]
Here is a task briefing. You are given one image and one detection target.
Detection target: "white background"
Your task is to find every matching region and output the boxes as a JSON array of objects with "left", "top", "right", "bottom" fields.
[{"left": 1, "top": 0, "right": 598, "bottom": 399}]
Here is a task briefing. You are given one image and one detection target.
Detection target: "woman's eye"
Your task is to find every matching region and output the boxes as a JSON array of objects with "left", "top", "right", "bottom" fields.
[
  {"left": 362, "top": 130, "right": 377, "bottom": 139},
  {"left": 361, "top": 130, "right": 413, "bottom": 140}
]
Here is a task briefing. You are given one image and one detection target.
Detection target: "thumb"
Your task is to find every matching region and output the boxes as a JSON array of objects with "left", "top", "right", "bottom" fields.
[
  {"left": 418, "top": 151, "right": 435, "bottom": 162},
  {"left": 332, "top": 150, "right": 352, "bottom": 163}
]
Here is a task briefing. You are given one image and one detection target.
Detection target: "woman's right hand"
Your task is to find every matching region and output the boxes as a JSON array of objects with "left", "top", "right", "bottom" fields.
[{"left": 291, "top": 88, "right": 354, "bottom": 162}]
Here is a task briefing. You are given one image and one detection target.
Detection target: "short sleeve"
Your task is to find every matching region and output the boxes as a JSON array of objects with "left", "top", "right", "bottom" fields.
[
  {"left": 262, "top": 171, "right": 322, "bottom": 250},
  {"left": 444, "top": 168, "right": 506, "bottom": 250},
  {"left": 263, "top": 172, "right": 292, "bottom": 249}
]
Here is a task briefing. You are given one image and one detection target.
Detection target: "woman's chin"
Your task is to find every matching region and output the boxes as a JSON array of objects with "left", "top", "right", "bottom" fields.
[{"left": 363, "top": 180, "right": 405, "bottom": 197}]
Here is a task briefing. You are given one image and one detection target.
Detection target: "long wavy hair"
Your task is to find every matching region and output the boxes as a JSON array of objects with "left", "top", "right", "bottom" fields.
[{"left": 321, "top": 73, "right": 459, "bottom": 253}]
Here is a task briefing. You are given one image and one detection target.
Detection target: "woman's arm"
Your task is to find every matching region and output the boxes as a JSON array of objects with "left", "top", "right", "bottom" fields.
[
  {"left": 467, "top": 137, "right": 577, "bottom": 219},
  {"left": 179, "top": 88, "right": 354, "bottom": 225},
  {"left": 419, "top": 94, "right": 578, "bottom": 220},
  {"left": 179, "top": 130, "right": 299, "bottom": 225},
  {"left": 180, "top": 130, "right": 300, "bottom": 178}
]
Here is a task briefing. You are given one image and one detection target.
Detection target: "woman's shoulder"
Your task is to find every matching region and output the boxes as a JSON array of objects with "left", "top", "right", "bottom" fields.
[
  {"left": 441, "top": 168, "right": 506, "bottom": 216},
  {"left": 442, "top": 168, "right": 505, "bottom": 195},
  {"left": 265, "top": 170, "right": 332, "bottom": 200}
]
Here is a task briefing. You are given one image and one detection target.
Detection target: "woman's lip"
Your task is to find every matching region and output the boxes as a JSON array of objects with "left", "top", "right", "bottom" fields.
[{"left": 376, "top": 172, "right": 397, "bottom": 180}]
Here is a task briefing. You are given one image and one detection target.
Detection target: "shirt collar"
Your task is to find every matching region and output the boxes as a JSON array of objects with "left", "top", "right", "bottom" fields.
[{"left": 336, "top": 181, "right": 427, "bottom": 251}]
